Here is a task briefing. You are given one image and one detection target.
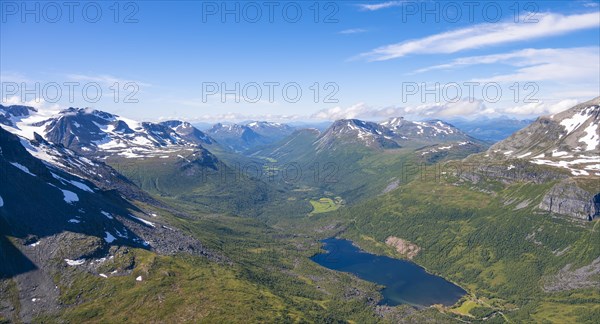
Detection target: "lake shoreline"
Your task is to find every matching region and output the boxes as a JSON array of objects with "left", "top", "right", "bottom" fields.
[{"left": 311, "top": 237, "right": 467, "bottom": 308}]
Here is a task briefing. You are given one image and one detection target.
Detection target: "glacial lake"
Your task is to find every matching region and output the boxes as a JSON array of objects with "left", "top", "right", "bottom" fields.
[{"left": 311, "top": 238, "right": 466, "bottom": 308}]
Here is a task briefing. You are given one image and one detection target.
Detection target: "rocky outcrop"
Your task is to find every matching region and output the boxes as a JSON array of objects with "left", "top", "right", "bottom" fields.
[
  {"left": 538, "top": 179, "right": 599, "bottom": 220},
  {"left": 543, "top": 257, "right": 600, "bottom": 292},
  {"left": 385, "top": 236, "right": 420, "bottom": 259}
]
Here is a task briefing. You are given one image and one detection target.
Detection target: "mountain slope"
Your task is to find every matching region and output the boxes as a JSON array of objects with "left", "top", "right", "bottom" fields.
[
  {"left": 482, "top": 97, "right": 599, "bottom": 177},
  {"left": 0, "top": 126, "right": 227, "bottom": 321}
]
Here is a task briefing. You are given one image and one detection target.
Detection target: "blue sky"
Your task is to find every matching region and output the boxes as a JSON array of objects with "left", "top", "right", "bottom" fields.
[{"left": 1, "top": 0, "right": 599, "bottom": 122}]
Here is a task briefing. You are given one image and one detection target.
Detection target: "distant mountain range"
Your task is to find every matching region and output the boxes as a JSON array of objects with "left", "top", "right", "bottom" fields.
[
  {"left": 315, "top": 117, "right": 482, "bottom": 151},
  {"left": 205, "top": 121, "right": 295, "bottom": 152},
  {"left": 448, "top": 117, "right": 534, "bottom": 143}
]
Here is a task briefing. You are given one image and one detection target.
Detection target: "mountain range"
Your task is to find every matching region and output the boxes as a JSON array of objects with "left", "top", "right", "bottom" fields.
[
  {"left": 448, "top": 117, "right": 534, "bottom": 143},
  {"left": 0, "top": 98, "right": 598, "bottom": 322}
]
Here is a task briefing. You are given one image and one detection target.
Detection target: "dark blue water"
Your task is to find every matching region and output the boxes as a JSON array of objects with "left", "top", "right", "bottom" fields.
[{"left": 311, "top": 238, "right": 466, "bottom": 307}]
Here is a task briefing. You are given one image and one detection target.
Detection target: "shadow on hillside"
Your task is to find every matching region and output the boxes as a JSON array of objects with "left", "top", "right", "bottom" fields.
[
  {"left": 0, "top": 234, "right": 37, "bottom": 279},
  {"left": 0, "top": 128, "right": 153, "bottom": 279}
]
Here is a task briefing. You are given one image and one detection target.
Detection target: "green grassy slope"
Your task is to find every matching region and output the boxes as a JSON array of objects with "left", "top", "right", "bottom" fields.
[{"left": 333, "top": 176, "right": 600, "bottom": 323}]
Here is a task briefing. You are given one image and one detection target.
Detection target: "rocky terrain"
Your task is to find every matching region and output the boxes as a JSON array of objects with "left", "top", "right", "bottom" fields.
[
  {"left": 543, "top": 257, "right": 600, "bottom": 292},
  {"left": 385, "top": 236, "right": 421, "bottom": 260}
]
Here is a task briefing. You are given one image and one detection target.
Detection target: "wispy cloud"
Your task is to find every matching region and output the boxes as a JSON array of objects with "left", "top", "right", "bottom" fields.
[
  {"left": 473, "top": 48, "right": 599, "bottom": 83},
  {"left": 338, "top": 28, "right": 367, "bottom": 35},
  {"left": 358, "top": 12, "right": 600, "bottom": 61},
  {"left": 159, "top": 112, "right": 302, "bottom": 123},
  {"left": 357, "top": 1, "right": 404, "bottom": 11},
  {"left": 66, "top": 74, "right": 152, "bottom": 87},
  {"left": 412, "top": 47, "right": 600, "bottom": 83},
  {"left": 0, "top": 71, "right": 32, "bottom": 83}
]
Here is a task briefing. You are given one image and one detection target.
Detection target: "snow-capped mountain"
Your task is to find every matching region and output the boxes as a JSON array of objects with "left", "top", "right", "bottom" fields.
[
  {"left": 0, "top": 106, "right": 216, "bottom": 160},
  {"left": 315, "top": 119, "right": 399, "bottom": 150},
  {"left": 484, "top": 97, "right": 600, "bottom": 177},
  {"left": 314, "top": 117, "right": 479, "bottom": 150},
  {"left": 0, "top": 124, "right": 223, "bottom": 316},
  {"left": 380, "top": 117, "right": 471, "bottom": 142},
  {"left": 206, "top": 121, "right": 294, "bottom": 152},
  {"left": 159, "top": 120, "right": 215, "bottom": 146},
  {"left": 244, "top": 121, "right": 295, "bottom": 139},
  {"left": 0, "top": 125, "right": 213, "bottom": 256}
]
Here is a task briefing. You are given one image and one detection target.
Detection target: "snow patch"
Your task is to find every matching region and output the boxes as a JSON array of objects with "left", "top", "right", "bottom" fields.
[
  {"left": 104, "top": 232, "right": 116, "bottom": 243},
  {"left": 560, "top": 106, "right": 593, "bottom": 135},
  {"left": 136, "top": 276, "right": 143, "bottom": 282},
  {"left": 68, "top": 219, "right": 80, "bottom": 224},
  {"left": 10, "top": 162, "right": 36, "bottom": 176},
  {"left": 579, "top": 124, "right": 598, "bottom": 151},
  {"left": 65, "top": 259, "right": 85, "bottom": 266},
  {"left": 552, "top": 150, "right": 570, "bottom": 157},
  {"left": 61, "top": 190, "right": 79, "bottom": 204},
  {"left": 130, "top": 215, "right": 156, "bottom": 227},
  {"left": 101, "top": 211, "right": 114, "bottom": 219},
  {"left": 69, "top": 180, "right": 93, "bottom": 192}
]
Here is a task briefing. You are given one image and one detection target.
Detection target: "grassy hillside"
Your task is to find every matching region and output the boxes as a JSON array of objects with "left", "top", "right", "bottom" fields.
[{"left": 332, "top": 176, "right": 600, "bottom": 322}]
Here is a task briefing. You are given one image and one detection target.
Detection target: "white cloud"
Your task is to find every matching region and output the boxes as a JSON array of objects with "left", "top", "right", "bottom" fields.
[
  {"left": 310, "top": 100, "right": 493, "bottom": 120},
  {"left": 358, "top": 12, "right": 600, "bottom": 61},
  {"left": 310, "top": 102, "right": 405, "bottom": 120},
  {"left": 339, "top": 28, "right": 367, "bottom": 34},
  {"left": 501, "top": 99, "right": 581, "bottom": 116},
  {"left": 357, "top": 1, "right": 404, "bottom": 11},
  {"left": 401, "top": 99, "right": 492, "bottom": 118},
  {"left": 1, "top": 95, "right": 60, "bottom": 111}
]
